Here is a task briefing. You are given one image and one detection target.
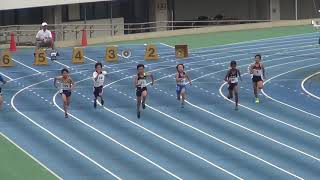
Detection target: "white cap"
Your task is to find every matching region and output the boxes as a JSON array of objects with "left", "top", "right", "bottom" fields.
[{"left": 41, "top": 22, "right": 48, "bottom": 26}]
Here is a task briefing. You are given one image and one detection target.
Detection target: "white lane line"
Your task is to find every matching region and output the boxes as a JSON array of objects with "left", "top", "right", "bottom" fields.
[
  {"left": 182, "top": 102, "right": 303, "bottom": 180},
  {"left": 0, "top": 132, "right": 63, "bottom": 180},
  {"left": 146, "top": 63, "right": 315, "bottom": 179},
  {"left": 86, "top": 33, "right": 318, "bottom": 59},
  {"left": 8, "top": 72, "right": 50, "bottom": 82},
  {"left": 190, "top": 32, "right": 319, "bottom": 51},
  {"left": 152, "top": 49, "right": 320, "bottom": 88},
  {"left": 91, "top": 37, "right": 317, "bottom": 70},
  {"left": 218, "top": 59, "right": 320, "bottom": 139},
  {"left": 53, "top": 60, "right": 70, "bottom": 69},
  {"left": 11, "top": 58, "right": 41, "bottom": 73},
  {"left": 100, "top": 103, "right": 243, "bottom": 180},
  {"left": 0, "top": 72, "right": 14, "bottom": 81},
  {"left": 11, "top": 79, "right": 122, "bottom": 180},
  {"left": 52, "top": 92, "right": 182, "bottom": 180},
  {"left": 262, "top": 64, "right": 320, "bottom": 120},
  {"left": 66, "top": 63, "right": 244, "bottom": 179},
  {"left": 56, "top": 68, "right": 240, "bottom": 179},
  {"left": 98, "top": 62, "right": 309, "bottom": 179},
  {"left": 160, "top": 43, "right": 174, "bottom": 48},
  {"left": 84, "top": 56, "right": 97, "bottom": 63},
  {"left": 50, "top": 36, "right": 318, "bottom": 179},
  {"left": 301, "top": 71, "right": 320, "bottom": 101}
]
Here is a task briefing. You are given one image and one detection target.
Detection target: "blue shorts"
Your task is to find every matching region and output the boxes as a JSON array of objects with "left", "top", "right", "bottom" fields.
[
  {"left": 60, "top": 90, "right": 72, "bottom": 97},
  {"left": 176, "top": 85, "right": 186, "bottom": 95}
]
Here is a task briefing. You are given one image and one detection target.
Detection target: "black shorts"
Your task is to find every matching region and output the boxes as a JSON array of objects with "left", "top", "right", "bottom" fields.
[
  {"left": 60, "top": 90, "right": 72, "bottom": 97},
  {"left": 228, "top": 83, "right": 238, "bottom": 91},
  {"left": 252, "top": 76, "right": 263, "bottom": 83},
  {"left": 0, "top": 87, "right": 2, "bottom": 95},
  {"left": 136, "top": 87, "right": 147, "bottom": 97},
  {"left": 94, "top": 86, "right": 103, "bottom": 97}
]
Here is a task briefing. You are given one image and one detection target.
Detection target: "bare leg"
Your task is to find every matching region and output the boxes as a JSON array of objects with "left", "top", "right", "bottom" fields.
[
  {"left": 181, "top": 88, "right": 186, "bottom": 107},
  {"left": 228, "top": 88, "right": 233, "bottom": 99},
  {"left": 0, "top": 95, "right": 3, "bottom": 110},
  {"left": 137, "top": 96, "right": 142, "bottom": 118},
  {"left": 141, "top": 91, "right": 147, "bottom": 109},
  {"left": 62, "top": 94, "right": 68, "bottom": 117},
  {"left": 253, "top": 82, "right": 258, "bottom": 98},
  {"left": 234, "top": 86, "right": 239, "bottom": 110}
]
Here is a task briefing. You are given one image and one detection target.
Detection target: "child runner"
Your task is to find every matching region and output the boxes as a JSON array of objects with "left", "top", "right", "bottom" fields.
[
  {"left": 0, "top": 75, "right": 6, "bottom": 110},
  {"left": 54, "top": 68, "right": 75, "bottom": 118},
  {"left": 225, "top": 60, "right": 242, "bottom": 110},
  {"left": 134, "top": 64, "right": 154, "bottom": 119},
  {"left": 176, "top": 64, "right": 192, "bottom": 108},
  {"left": 249, "top": 54, "right": 266, "bottom": 104},
  {"left": 93, "top": 62, "right": 107, "bottom": 108}
]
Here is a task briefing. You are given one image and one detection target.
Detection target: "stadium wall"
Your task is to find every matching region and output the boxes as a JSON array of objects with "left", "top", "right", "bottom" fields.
[{"left": 53, "top": 19, "right": 316, "bottom": 47}]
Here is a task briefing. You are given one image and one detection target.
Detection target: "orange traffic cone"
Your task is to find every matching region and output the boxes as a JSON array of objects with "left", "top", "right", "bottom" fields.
[
  {"left": 81, "top": 29, "right": 87, "bottom": 47},
  {"left": 10, "top": 32, "right": 16, "bottom": 52}
]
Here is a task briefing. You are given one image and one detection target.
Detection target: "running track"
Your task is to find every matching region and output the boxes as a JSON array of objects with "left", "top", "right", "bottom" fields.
[{"left": 0, "top": 32, "right": 320, "bottom": 180}]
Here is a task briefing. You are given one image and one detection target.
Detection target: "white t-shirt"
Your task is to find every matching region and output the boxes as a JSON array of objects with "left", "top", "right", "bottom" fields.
[
  {"left": 93, "top": 71, "right": 107, "bottom": 87},
  {"left": 36, "top": 29, "right": 52, "bottom": 40}
]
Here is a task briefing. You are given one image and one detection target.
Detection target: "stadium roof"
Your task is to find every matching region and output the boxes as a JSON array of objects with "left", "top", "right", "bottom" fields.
[{"left": 0, "top": 0, "right": 111, "bottom": 11}]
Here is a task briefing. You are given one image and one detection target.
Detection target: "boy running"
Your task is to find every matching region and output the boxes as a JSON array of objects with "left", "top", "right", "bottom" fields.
[
  {"left": 176, "top": 64, "right": 192, "bottom": 108},
  {"left": 54, "top": 68, "right": 75, "bottom": 118},
  {"left": 225, "top": 61, "right": 242, "bottom": 110},
  {"left": 134, "top": 64, "right": 154, "bottom": 118},
  {"left": 249, "top": 54, "right": 266, "bottom": 104},
  {"left": 93, "top": 62, "right": 107, "bottom": 108}
]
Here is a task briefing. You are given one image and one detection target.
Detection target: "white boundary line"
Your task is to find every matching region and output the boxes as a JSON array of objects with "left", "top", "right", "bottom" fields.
[
  {"left": 262, "top": 65, "right": 320, "bottom": 120},
  {"left": 219, "top": 60, "right": 320, "bottom": 139},
  {"left": 84, "top": 36, "right": 317, "bottom": 69},
  {"left": 181, "top": 102, "right": 303, "bottom": 180},
  {"left": 5, "top": 58, "right": 123, "bottom": 179},
  {"left": 144, "top": 60, "right": 316, "bottom": 179},
  {"left": 52, "top": 92, "right": 183, "bottom": 179},
  {"left": 0, "top": 72, "right": 13, "bottom": 81},
  {"left": 206, "top": 60, "right": 320, "bottom": 162},
  {"left": 0, "top": 132, "right": 63, "bottom": 180},
  {"left": 190, "top": 32, "right": 319, "bottom": 51},
  {"left": 11, "top": 58, "right": 41, "bottom": 73},
  {"left": 6, "top": 32, "right": 316, "bottom": 180},
  {"left": 53, "top": 67, "right": 242, "bottom": 179},
  {"left": 70, "top": 46, "right": 320, "bottom": 179},
  {"left": 10, "top": 78, "right": 122, "bottom": 180},
  {"left": 86, "top": 34, "right": 317, "bottom": 61},
  {"left": 301, "top": 71, "right": 320, "bottom": 100},
  {"left": 55, "top": 48, "right": 267, "bottom": 179}
]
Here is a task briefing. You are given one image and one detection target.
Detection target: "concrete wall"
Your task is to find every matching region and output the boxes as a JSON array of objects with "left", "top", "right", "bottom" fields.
[
  {"left": 52, "top": 19, "right": 317, "bottom": 48},
  {"left": 280, "top": 0, "right": 295, "bottom": 20},
  {"left": 256, "top": 0, "right": 270, "bottom": 20},
  {"left": 149, "top": 0, "right": 168, "bottom": 31},
  {"left": 281, "top": 0, "right": 320, "bottom": 20},
  {"left": 0, "top": 18, "right": 124, "bottom": 44},
  {"left": 0, "top": 0, "right": 110, "bottom": 10},
  {"left": 270, "top": 0, "right": 280, "bottom": 20},
  {"left": 299, "top": 0, "right": 319, "bottom": 19},
  {"left": 60, "top": 18, "right": 124, "bottom": 41},
  {"left": 174, "top": 0, "right": 270, "bottom": 20}
]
